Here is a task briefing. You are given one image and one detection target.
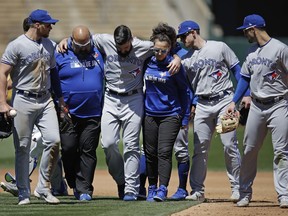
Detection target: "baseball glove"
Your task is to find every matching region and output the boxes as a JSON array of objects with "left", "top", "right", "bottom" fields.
[
  {"left": 238, "top": 105, "right": 249, "bottom": 126},
  {"left": 216, "top": 112, "right": 239, "bottom": 134},
  {"left": 0, "top": 113, "right": 13, "bottom": 139}
]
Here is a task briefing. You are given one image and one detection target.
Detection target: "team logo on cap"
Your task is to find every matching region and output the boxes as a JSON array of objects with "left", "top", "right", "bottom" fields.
[
  {"left": 210, "top": 70, "right": 223, "bottom": 81},
  {"left": 263, "top": 70, "right": 279, "bottom": 83}
]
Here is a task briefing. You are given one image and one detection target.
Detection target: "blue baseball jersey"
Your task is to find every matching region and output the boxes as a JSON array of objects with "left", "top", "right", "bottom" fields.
[
  {"left": 144, "top": 55, "right": 192, "bottom": 126},
  {"left": 55, "top": 41, "right": 104, "bottom": 118}
]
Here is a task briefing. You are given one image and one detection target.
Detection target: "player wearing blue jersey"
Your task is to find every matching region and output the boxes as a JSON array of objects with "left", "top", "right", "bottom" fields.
[
  {"left": 143, "top": 22, "right": 192, "bottom": 202},
  {"left": 227, "top": 14, "right": 288, "bottom": 208},
  {"left": 178, "top": 20, "right": 251, "bottom": 202},
  {"left": 55, "top": 25, "right": 104, "bottom": 201}
]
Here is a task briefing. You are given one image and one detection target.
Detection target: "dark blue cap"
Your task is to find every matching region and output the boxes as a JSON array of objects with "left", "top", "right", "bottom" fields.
[
  {"left": 177, "top": 20, "right": 200, "bottom": 37},
  {"left": 237, "top": 14, "right": 265, "bottom": 30},
  {"left": 29, "top": 9, "right": 59, "bottom": 24}
]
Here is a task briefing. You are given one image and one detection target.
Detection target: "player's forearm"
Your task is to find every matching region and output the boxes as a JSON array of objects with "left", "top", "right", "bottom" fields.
[{"left": 232, "top": 76, "right": 250, "bottom": 103}]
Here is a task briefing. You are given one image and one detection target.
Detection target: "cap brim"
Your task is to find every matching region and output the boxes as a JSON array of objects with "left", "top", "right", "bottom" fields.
[
  {"left": 43, "top": 19, "right": 59, "bottom": 24},
  {"left": 236, "top": 25, "right": 247, "bottom": 30}
]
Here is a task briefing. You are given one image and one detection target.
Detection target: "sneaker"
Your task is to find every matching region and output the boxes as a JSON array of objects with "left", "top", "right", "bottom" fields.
[
  {"left": 153, "top": 185, "right": 168, "bottom": 202},
  {"left": 279, "top": 197, "right": 288, "bottom": 208},
  {"left": 79, "top": 193, "right": 92, "bottom": 201},
  {"left": 18, "top": 198, "right": 30, "bottom": 205},
  {"left": 146, "top": 185, "right": 157, "bottom": 202},
  {"left": 1, "top": 182, "right": 19, "bottom": 197},
  {"left": 237, "top": 196, "right": 250, "bottom": 207},
  {"left": 123, "top": 193, "right": 137, "bottom": 201},
  {"left": 230, "top": 191, "right": 240, "bottom": 203},
  {"left": 118, "top": 184, "right": 125, "bottom": 199},
  {"left": 138, "top": 187, "right": 146, "bottom": 200},
  {"left": 186, "top": 191, "right": 205, "bottom": 201},
  {"left": 34, "top": 190, "right": 60, "bottom": 204},
  {"left": 170, "top": 188, "right": 188, "bottom": 201}
]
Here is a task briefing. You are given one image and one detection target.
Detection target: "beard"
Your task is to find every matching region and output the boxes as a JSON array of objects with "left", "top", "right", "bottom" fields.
[{"left": 117, "top": 46, "right": 132, "bottom": 58}]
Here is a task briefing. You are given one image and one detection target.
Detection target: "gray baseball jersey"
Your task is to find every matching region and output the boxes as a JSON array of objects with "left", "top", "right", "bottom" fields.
[
  {"left": 93, "top": 34, "right": 153, "bottom": 92},
  {"left": 240, "top": 38, "right": 288, "bottom": 99},
  {"left": 182, "top": 40, "right": 239, "bottom": 95},
  {"left": 2, "top": 34, "right": 56, "bottom": 92}
]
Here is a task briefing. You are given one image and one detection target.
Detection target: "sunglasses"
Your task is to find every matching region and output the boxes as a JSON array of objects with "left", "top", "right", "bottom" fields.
[
  {"left": 152, "top": 48, "right": 169, "bottom": 55},
  {"left": 179, "top": 31, "right": 192, "bottom": 39},
  {"left": 71, "top": 37, "right": 91, "bottom": 48}
]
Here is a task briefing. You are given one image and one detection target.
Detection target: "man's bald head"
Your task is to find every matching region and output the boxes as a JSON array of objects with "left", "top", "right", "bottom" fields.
[{"left": 71, "top": 25, "right": 92, "bottom": 56}]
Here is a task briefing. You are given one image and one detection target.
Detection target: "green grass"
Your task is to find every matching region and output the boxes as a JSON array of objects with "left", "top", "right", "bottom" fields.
[
  {"left": 0, "top": 126, "right": 274, "bottom": 170},
  {"left": 0, "top": 193, "right": 199, "bottom": 216}
]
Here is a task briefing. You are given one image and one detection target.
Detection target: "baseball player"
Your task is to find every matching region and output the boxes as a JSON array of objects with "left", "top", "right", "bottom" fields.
[
  {"left": 177, "top": 20, "right": 251, "bottom": 202},
  {"left": 1, "top": 17, "right": 68, "bottom": 198},
  {"left": 0, "top": 9, "right": 65, "bottom": 205},
  {"left": 57, "top": 25, "right": 181, "bottom": 201},
  {"left": 55, "top": 25, "right": 104, "bottom": 201},
  {"left": 227, "top": 14, "right": 288, "bottom": 208},
  {"left": 143, "top": 22, "right": 192, "bottom": 202}
]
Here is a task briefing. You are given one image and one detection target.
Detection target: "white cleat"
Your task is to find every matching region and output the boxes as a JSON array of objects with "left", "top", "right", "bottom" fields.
[
  {"left": 279, "top": 197, "right": 288, "bottom": 208},
  {"left": 237, "top": 197, "right": 250, "bottom": 207},
  {"left": 18, "top": 198, "right": 30, "bottom": 205},
  {"left": 185, "top": 191, "right": 205, "bottom": 201},
  {"left": 34, "top": 190, "right": 60, "bottom": 204},
  {"left": 230, "top": 191, "right": 240, "bottom": 203},
  {"left": 0, "top": 182, "right": 19, "bottom": 197}
]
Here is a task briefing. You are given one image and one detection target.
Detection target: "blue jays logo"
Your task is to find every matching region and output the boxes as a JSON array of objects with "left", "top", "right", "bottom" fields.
[
  {"left": 93, "top": 52, "right": 99, "bottom": 59},
  {"left": 209, "top": 70, "right": 223, "bottom": 81},
  {"left": 263, "top": 70, "right": 279, "bottom": 83},
  {"left": 129, "top": 67, "right": 141, "bottom": 78}
]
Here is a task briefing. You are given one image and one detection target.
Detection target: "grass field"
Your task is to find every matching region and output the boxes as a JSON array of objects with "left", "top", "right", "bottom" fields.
[{"left": 0, "top": 126, "right": 274, "bottom": 170}]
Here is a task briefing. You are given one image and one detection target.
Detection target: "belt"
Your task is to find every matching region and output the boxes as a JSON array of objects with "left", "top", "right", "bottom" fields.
[
  {"left": 198, "top": 91, "right": 228, "bottom": 101},
  {"left": 107, "top": 89, "right": 141, "bottom": 96},
  {"left": 16, "top": 89, "right": 49, "bottom": 98},
  {"left": 253, "top": 96, "right": 284, "bottom": 105}
]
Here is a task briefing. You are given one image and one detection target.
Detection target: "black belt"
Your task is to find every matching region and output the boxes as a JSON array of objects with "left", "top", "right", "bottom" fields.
[
  {"left": 199, "top": 91, "right": 228, "bottom": 101},
  {"left": 107, "top": 89, "right": 141, "bottom": 96},
  {"left": 253, "top": 96, "right": 284, "bottom": 105},
  {"left": 16, "top": 89, "right": 49, "bottom": 98}
]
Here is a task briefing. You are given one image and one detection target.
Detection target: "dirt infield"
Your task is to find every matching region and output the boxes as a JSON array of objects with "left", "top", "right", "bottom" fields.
[{"left": 0, "top": 168, "right": 286, "bottom": 216}]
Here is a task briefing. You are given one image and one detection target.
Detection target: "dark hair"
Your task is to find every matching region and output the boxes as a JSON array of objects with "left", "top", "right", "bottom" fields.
[
  {"left": 114, "top": 25, "right": 132, "bottom": 45},
  {"left": 150, "top": 22, "right": 176, "bottom": 49},
  {"left": 23, "top": 17, "right": 30, "bottom": 32}
]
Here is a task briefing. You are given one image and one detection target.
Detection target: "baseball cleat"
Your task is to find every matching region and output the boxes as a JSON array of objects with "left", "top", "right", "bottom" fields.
[
  {"left": 4, "top": 172, "right": 16, "bottom": 183},
  {"left": 230, "top": 191, "right": 240, "bottom": 203},
  {"left": 34, "top": 190, "right": 60, "bottom": 204},
  {"left": 153, "top": 185, "right": 167, "bottom": 202},
  {"left": 185, "top": 191, "right": 205, "bottom": 201},
  {"left": 18, "top": 198, "right": 30, "bottom": 205},
  {"left": 146, "top": 185, "right": 156, "bottom": 202},
  {"left": 279, "top": 197, "right": 288, "bottom": 208},
  {"left": 237, "top": 197, "right": 250, "bottom": 207},
  {"left": 1, "top": 182, "right": 19, "bottom": 197},
  {"left": 123, "top": 193, "right": 137, "bottom": 201},
  {"left": 170, "top": 188, "right": 188, "bottom": 200},
  {"left": 79, "top": 193, "right": 92, "bottom": 201}
]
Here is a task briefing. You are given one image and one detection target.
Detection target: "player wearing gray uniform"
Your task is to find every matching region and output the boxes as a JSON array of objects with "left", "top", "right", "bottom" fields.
[
  {"left": 0, "top": 9, "right": 65, "bottom": 205},
  {"left": 177, "top": 20, "right": 248, "bottom": 202},
  {"left": 227, "top": 14, "right": 288, "bottom": 208}
]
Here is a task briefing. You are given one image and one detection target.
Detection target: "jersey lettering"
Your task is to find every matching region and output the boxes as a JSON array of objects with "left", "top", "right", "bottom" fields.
[{"left": 106, "top": 54, "right": 143, "bottom": 66}]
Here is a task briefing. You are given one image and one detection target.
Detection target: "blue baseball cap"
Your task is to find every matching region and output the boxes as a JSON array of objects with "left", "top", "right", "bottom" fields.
[
  {"left": 177, "top": 20, "right": 200, "bottom": 37},
  {"left": 28, "top": 9, "right": 59, "bottom": 24},
  {"left": 236, "top": 14, "right": 265, "bottom": 30}
]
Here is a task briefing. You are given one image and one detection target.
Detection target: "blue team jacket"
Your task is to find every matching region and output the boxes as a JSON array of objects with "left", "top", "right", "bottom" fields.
[
  {"left": 144, "top": 55, "right": 192, "bottom": 126},
  {"left": 55, "top": 41, "right": 104, "bottom": 118}
]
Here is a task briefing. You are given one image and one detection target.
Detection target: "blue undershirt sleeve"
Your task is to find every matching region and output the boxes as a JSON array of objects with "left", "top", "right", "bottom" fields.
[
  {"left": 232, "top": 75, "right": 250, "bottom": 103},
  {"left": 231, "top": 64, "right": 250, "bottom": 97},
  {"left": 50, "top": 67, "right": 63, "bottom": 98}
]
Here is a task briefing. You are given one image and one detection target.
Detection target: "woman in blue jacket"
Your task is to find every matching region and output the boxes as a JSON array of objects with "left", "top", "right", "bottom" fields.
[{"left": 143, "top": 22, "right": 192, "bottom": 202}]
